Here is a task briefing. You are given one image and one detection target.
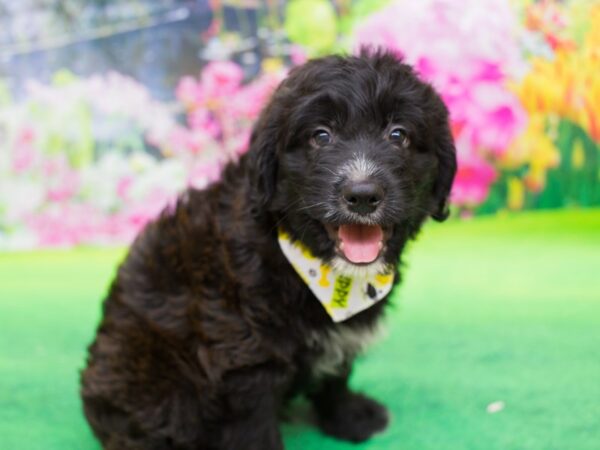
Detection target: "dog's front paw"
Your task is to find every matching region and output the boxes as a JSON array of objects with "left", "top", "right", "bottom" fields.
[{"left": 315, "top": 392, "right": 389, "bottom": 442}]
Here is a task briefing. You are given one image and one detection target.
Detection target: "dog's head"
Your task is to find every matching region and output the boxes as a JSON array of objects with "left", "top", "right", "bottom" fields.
[{"left": 247, "top": 49, "right": 456, "bottom": 275}]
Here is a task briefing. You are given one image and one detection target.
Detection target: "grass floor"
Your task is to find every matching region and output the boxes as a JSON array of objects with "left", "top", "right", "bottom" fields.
[{"left": 1, "top": 209, "right": 599, "bottom": 450}]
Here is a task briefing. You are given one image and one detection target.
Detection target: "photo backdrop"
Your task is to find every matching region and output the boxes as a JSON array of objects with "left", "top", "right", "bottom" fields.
[{"left": 1, "top": 0, "right": 598, "bottom": 249}]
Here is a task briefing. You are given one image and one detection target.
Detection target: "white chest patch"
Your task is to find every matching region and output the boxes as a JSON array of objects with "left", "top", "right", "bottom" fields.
[{"left": 306, "top": 323, "right": 386, "bottom": 378}]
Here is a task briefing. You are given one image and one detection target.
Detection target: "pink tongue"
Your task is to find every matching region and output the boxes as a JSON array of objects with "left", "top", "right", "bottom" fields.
[{"left": 338, "top": 225, "right": 383, "bottom": 264}]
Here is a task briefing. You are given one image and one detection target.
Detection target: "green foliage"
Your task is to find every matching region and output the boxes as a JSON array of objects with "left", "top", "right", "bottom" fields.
[
  {"left": 478, "top": 120, "right": 600, "bottom": 214},
  {"left": 337, "top": 0, "right": 392, "bottom": 35},
  {"left": 0, "top": 79, "right": 10, "bottom": 106},
  {"left": 283, "top": 0, "right": 392, "bottom": 55},
  {"left": 537, "top": 120, "right": 600, "bottom": 208},
  {"left": 284, "top": 0, "right": 338, "bottom": 55},
  {"left": 25, "top": 72, "right": 95, "bottom": 169},
  {"left": 52, "top": 69, "right": 78, "bottom": 87}
]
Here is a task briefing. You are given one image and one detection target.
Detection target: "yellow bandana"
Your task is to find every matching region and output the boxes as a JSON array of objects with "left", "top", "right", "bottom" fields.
[{"left": 278, "top": 229, "right": 395, "bottom": 322}]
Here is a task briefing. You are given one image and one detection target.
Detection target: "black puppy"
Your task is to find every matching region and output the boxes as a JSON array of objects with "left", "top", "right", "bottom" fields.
[{"left": 81, "top": 49, "right": 456, "bottom": 450}]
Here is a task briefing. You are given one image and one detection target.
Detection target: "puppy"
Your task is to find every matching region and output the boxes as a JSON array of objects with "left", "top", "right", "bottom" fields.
[{"left": 81, "top": 49, "right": 456, "bottom": 450}]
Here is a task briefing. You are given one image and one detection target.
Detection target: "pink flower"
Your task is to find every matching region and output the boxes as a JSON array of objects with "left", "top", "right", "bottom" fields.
[
  {"left": 167, "top": 126, "right": 212, "bottom": 156},
  {"left": 290, "top": 45, "right": 308, "bottom": 66},
  {"left": 116, "top": 176, "right": 133, "bottom": 201},
  {"left": 176, "top": 76, "right": 203, "bottom": 106},
  {"left": 445, "top": 76, "right": 526, "bottom": 157},
  {"left": 187, "top": 162, "right": 222, "bottom": 190},
  {"left": 27, "top": 204, "right": 100, "bottom": 247},
  {"left": 12, "top": 127, "right": 38, "bottom": 173},
  {"left": 232, "top": 130, "right": 251, "bottom": 156},
  {"left": 124, "top": 188, "right": 170, "bottom": 228},
  {"left": 188, "top": 109, "right": 220, "bottom": 138},
  {"left": 45, "top": 158, "right": 80, "bottom": 202},
  {"left": 200, "top": 61, "right": 244, "bottom": 99},
  {"left": 229, "top": 71, "right": 284, "bottom": 120},
  {"left": 171, "top": 63, "right": 284, "bottom": 164},
  {"left": 452, "top": 155, "right": 498, "bottom": 206}
]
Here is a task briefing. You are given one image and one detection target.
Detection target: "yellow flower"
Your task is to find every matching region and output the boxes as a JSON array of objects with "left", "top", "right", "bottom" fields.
[
  {"left": 503, "top": 114, "right": 560, "bottom": 191},
  {"left": 513, "top": 5, "right": 600, "bottom": 143},
  {"left": 507, "top": 177, "right": 525, "bottom": 210},
  {"left": 584, "top": 6, "right": 600, "bottom": 56},
  {"left": 261, "top": 58, "right": 285, "bottom": 74},
  {"left": 571, "top": 140, "right": 585, "bottom": 169},
  {"left": 503, "top": 115, "right": 559, "bottom": 165}
]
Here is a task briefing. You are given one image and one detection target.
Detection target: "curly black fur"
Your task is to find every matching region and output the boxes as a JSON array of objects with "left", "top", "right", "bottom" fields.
[{"left": 80, "top": 49, "right": 456, "bottom": 450}]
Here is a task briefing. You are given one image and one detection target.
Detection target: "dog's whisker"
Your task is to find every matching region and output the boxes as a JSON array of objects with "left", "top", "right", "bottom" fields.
[
  {"left": 266, "top": 198, "right": 306, "bottom": 234},
  {"left": 295, "top": 201, "right": 330, "bottom": 213}
]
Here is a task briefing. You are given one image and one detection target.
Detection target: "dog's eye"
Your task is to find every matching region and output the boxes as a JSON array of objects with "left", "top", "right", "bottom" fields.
[
  {"left": 312, "top": 129, "right": 332, "bottom": 147},
  {"left": 389, "top": 127, "right": 410, "bottom": 148}
]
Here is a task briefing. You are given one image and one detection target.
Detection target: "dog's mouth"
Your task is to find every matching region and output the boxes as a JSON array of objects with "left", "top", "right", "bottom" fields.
[{"left": 324, "top": 224, "right": 389, "bottom": 265}]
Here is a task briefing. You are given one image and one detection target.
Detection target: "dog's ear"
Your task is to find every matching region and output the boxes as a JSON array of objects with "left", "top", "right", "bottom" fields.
[
  {"left": 246, "top": 101, "right": 282, "bottom": 215},
  {"left": 430, "top": 119, "right": 457, "bottom": 222}
]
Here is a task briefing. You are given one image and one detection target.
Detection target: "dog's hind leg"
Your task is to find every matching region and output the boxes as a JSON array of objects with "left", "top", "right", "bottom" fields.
[
  {"left": 81, "top": 386, "right": 208, "bottom": 450},
  {"left": 81, "top": 333, "right": 212, "bottom": 449}
]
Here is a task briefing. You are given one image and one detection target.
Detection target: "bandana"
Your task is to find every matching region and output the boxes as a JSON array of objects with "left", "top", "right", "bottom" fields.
[{"left": 278, "top": 229, "right": 395, "bottom": 322}]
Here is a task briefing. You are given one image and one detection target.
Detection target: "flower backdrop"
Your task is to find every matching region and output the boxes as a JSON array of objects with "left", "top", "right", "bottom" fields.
[{"left": 0, "top": 0, "right": 598, "bottom": 249}]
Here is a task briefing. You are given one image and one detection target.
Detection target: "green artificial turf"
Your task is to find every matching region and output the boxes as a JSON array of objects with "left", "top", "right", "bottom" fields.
[{"left": 1, "top": 209, "right": 599, "bottom": 450}]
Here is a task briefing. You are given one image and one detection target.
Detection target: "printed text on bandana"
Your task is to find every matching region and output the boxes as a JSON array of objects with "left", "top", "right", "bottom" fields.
[{"left": 331, "top": 276, "right": 353, "bottom": 308}]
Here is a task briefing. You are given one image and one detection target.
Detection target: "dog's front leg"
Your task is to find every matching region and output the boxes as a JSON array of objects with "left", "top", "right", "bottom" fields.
[
  {"left": 219, "top": 368, "right": 285, "bottom": 450},
  {"left": 309, "top": 371, "right": 389, "bottom": 443}
]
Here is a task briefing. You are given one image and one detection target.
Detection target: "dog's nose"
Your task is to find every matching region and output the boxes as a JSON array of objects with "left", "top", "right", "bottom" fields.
[{"left": 342, "top": 181, "right": 384, "bottom": 215}]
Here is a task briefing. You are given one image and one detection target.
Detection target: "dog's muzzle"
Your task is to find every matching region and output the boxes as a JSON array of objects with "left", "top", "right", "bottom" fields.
[{"left": 325, "top": 179, "right": 388, "bottom": 265}]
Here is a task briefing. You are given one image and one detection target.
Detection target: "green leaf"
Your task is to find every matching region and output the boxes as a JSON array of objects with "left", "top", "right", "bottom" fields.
[
  {"left": 284, "top": 0, "right": 338, "bottom": 55},
  {"left": 0, "top": 79, "right": 11, "bottom": 106},
  {"left": 52, "top": 70, "right": 78, "bottom": 87},
  {"left": 338, "top": 0, "right": 392, "bottom": 35}
]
